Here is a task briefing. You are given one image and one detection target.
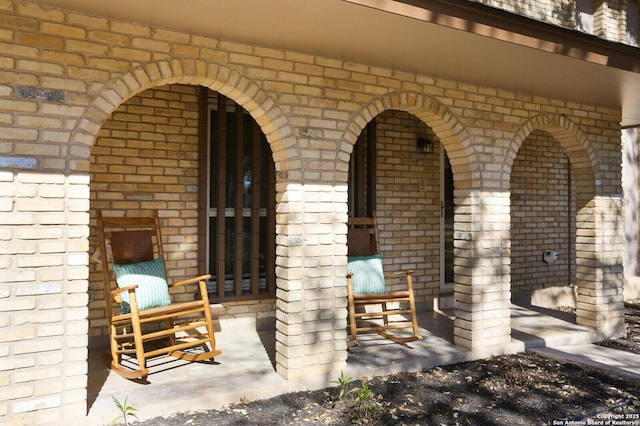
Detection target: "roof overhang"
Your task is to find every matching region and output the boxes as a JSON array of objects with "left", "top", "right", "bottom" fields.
[{"left": 33, "top": 0, "right": 640, "bottom": 126}]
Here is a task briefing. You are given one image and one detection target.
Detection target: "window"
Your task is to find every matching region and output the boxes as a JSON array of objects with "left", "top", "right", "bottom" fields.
[
  {"left": 349, "top": 119, "right": 376, "bottom": 217},
  {"left": 205, "top": 93, "right": 276, "bottom": 301}
]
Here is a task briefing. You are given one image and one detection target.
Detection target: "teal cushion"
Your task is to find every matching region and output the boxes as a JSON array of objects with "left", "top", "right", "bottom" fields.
[
  {"left": 113, "top": 257, "right": 171, "bottom": 313},
  {"left": 347, "top": 254, "right": 387, "bottom": 295}
]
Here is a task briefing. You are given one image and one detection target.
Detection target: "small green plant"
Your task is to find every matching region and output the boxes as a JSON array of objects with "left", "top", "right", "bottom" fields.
[
  {"left": 351, "top": 381, "right": 373, "bottom": 408},
  {"left": 331, "top": 373, "right": 382, "bottom": 424},
  {"left": 110, "top": 395, "right": 139, "bottom": 426},
  {"left": 331, "top": 370, "right": 354, "bottom": 399}
]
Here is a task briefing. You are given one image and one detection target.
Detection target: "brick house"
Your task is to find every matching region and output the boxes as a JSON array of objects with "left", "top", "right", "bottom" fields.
[{"left": 1, "top": 0, "right": 640, "bottom": 423}]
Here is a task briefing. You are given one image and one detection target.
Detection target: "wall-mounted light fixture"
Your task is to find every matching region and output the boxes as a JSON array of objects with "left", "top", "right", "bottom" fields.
[{"left": 417, "top": 137, "right": 433, "bottom": 154}]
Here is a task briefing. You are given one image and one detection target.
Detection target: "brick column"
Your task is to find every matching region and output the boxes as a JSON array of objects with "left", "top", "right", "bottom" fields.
[
  {"left": 274, "top": 181, "right": 348, "bottom": 380},
  {"left": 622, "top": 128, "right": 638, "bottom": 278},
  {"left": 593, "top": 0, "right": 622, "bottom": 42},
  {"left": 453, "top": 188, "right": 512, "bottom": 352},
  {"left": 575, "top": 196, "right": 626, "bottom": 339},
  {"left": 0, "top": 170, "right": 90, "bottom": 423}
]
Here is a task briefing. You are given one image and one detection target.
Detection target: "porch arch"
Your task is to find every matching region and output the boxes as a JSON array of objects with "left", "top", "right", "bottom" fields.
[
  {"left": 341, "top": 90, "right": 476, "bottom": 178},
  {"left": 508, "top": 113, "right": 624, "bottom": 338},
  {"left": 70, "top": 59, "right": 297, "bottom": 170},
  {"left": 77, "top": 59, "right": 302, "bottom": 380},
  {"left": 508, "top": 113, "right": 599, "bottom": 206},
  {"left": 343, "top": 91, "right": 497, "bottom": 351}
]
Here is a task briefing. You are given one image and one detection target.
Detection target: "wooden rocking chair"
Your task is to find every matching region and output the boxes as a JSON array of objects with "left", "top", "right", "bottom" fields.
[
  {"left": 96, "top": 210, "right": 221, "bottom": 380},
  {"left": 346, "top": 213, "right": 421, "bottom": 345}
]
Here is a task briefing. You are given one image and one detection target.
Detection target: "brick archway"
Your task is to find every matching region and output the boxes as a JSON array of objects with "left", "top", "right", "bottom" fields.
[
  {"left": 508, "top": 113, "right": 625, "bottom": 338},
  {"left": 71, "top": 59, "right": 296, "bottom": 171},
  {"left": 342, "top": 90, "right": 475, "bottom": 180},
  {"left": 78, "top": 60, "right": 302, "bottom": 383},
  {"left": 508, "top": 113, "right": 599, "bottom": 206},
  {"left": 344, "top": 91, "right": 497, "bottom": 350}
]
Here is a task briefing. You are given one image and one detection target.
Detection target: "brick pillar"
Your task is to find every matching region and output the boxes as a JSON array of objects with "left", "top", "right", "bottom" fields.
[
  {"left": 594, "top": 0, "right": 621, "bottom": 42},
  {"left": 575, "top": 196, "right": 626, "bottom": 339},
  {"left": 0, "top": 170, "right": 90, "bottom": 424},
  {"left": 453, "top": 188, "right": 512, "bottom": 352},
  {"left": 622, "top": 128, "right": 638, "bottom": 278},
  {"left": 274, "top": 181, "right": 348, "bottom": 380}
]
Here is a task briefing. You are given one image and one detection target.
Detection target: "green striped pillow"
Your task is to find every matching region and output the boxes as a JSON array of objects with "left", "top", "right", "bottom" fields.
[
  {"left": 347, "top": 254, "right": 387, "bottom": 295},
  {"left": 113, "top": 257, "right": 171, "bottom": 313}
]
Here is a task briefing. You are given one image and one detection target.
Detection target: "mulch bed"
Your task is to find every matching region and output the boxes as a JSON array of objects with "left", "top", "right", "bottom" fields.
[
  {"left": 138, "top": 301, "right": 640, "bottom": 425},
  {"left": 596, "top": 301, "right": 640, "bottom": 356}
]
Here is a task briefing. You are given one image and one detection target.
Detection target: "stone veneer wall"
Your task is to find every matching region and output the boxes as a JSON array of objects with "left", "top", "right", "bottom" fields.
[{"left": 0, "top": 0, "right": 626, "bottom": 424}]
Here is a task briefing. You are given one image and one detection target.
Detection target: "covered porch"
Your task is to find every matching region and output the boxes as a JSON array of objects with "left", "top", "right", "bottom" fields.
[{"left": 85, "top": 304, "right": 596, "bottom": 425}]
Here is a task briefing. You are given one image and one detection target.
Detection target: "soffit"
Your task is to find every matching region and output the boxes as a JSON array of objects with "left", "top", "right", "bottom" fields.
[{"left": 32, "top": 0, "right": 640, "bottom": 126}]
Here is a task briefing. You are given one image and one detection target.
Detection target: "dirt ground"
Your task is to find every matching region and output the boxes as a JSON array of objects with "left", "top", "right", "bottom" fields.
[{"left": 138, "top": 302, "right": 640, "bottom": 425}]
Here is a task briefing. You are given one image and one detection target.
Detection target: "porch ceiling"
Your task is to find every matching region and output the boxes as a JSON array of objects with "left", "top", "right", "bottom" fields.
[{"left": 35, "top": 0, "right": 640, "bottom": 126}]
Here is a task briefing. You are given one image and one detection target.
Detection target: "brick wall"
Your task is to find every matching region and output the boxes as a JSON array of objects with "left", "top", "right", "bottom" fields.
[
  {"left": 511, "top": 129, "right": 577, "bottom": 293},
  {"left": 0, "top": 0, "right": 627, "bottom": 423},
  {"left": 88, "top": 85, "right": 276, "bottom": 342},
  {"left": 89, "top": 101, "right": 594, "bottom": 332},
  {"left": 90, "top": 101, "right": 446, "bottom": 341},
  {"left": 89, "top": 85, "right": 201, "bottom": 341},
  {"left": 375, "top": 110, "right": 441, "bottom": 304}
]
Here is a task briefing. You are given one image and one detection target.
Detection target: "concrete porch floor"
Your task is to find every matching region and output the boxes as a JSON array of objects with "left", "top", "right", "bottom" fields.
[{"left": 84, "top": 304, "right": 596, "bottom": 425}]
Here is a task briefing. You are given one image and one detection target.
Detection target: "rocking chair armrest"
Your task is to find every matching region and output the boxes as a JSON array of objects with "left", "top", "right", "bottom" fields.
[
  {"left": 384, "top": 269, "right": 415, "bottom": 279},
  {"left": 169, "top": 274, "right": 212, "bottom": 288},
  {"left": 110, "top": 285, "right": 138, "bottom": 296}
]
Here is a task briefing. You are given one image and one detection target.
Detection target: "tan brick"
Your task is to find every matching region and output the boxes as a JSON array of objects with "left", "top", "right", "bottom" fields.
[
  {"left": 16, "top": 115, "right": 64, "bottom": 129},
  {"left": 16, "top": 59, "right": 64, "bottom": 75},
  {"left": 14, "top": 366, "right": 61, "bottom": 383},
  {"left": 14, "top": 310, "right": 62, "bottom": 325},
  {"left": 0, "top": 383, "right": 33, "bottom": 401},
  {"left": 173, "top": 44, "right": 199, "bottom": 57},
  {"left": 131, "top": 37, "right": 170, "bottom": 53},
  {"left": 13, "top": 338, "right": 62, "bottom": 355},
  {"left": 0, "top": 99, "right": 38, "bottom": 114},
  {"left": 0, "top": 326, "right": 34, "bottom": 342},
  {"left": 67, "top": 66, "right": 109, "bottom": 81},
  {"left": 68, "top": 12, "right": 108, "bottom": 30},
  {"left": 16, "top": 199, "right": 65, "bottom": 212},
  {"left": 40, "top": 50, "right": 85, "bottom": 67},
  {"left": 17, "top": 32, "right": 64, "bottom": 49},
  {"left": 0, "top": 13, "right": 38, "bottom": 31},
  {"left": 13, "top": 395, "right": 60, "bottom": 413},
  {"left": 64, "top": 39, "right": 108, "bottom": 55},
  {"left": 40, "top": 22, "right": 85, "bottom": 39},
  {"left": 40, "top": 76, "right": 85, "bottom": 92}
]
